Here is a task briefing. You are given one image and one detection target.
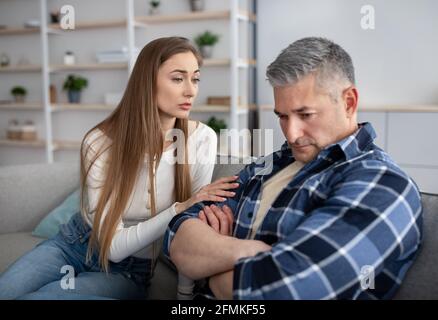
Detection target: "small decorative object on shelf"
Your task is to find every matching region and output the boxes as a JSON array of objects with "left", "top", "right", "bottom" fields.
[
  {"left": 7, "top": 119, "right": 21, "bottom": 140},
  {"left": 20, "top": 120, "right": 37, "bottom": 141},
  {"left": 207, "top": 116, "right": 227, "bottom": 134},
  {"left": 10, "top": 86, "right": 27, "bottom": 103},
  {"left": 149, "top": 0, "right": 160, "bottom": 15},
  {"left": 50, "top": 9, "right": 61, "bottom": 24},
  {"left": 194, "top": 30, "right": 219, "bottom": 58},
  {"left": 63, "top": 74, "right": 88, "bottom": 103},
  {"left": 189, "top": 0, "right": 205, "bottom": 12},
  {"left": 50, "top": 84, "right": 57, "bottom": 103},
  {"left": 0, "top": 53, "right": 10, "bottom": 67},
  {"left": 24, "top": 19, "right": 40, "bottom": 28},
  {"left": 7, "top": 120, "right": 37, "bottom": 141},
  {"left": 207, "top": 96, "right": 241, "bottom": 106},
  {"left": 64, "top": 51, "right": 75, "bottom": 65}
]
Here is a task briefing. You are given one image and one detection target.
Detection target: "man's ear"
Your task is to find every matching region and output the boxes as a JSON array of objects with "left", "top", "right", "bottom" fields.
[{"left": 342, "top": 86, "right": 359, "bottom": 118}]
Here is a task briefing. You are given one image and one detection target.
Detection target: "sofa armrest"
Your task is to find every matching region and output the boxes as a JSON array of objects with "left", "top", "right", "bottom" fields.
[{"left": 0, "top": 162, "right": 79, "bottom": 234}]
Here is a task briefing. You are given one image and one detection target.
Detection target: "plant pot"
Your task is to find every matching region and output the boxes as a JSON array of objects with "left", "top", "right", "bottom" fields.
[
  {"left": 199, "top": 45, "right": 213, "bottom": 59},
  {"left": 68, "top": 90, "right": 81, "bottom": 103},
  {"left": 13, "top": 95, "right": 25, "bottom": 103},
  {"left": 190, "top": 0, "right": 205, "bottom": 12},
  {"left": 149, "top": 6, "right": 160, "bottom": 15}
]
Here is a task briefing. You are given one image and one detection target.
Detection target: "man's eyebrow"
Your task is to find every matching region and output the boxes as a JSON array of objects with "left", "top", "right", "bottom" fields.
[
  {"left": 294, "top": 106, "right": 314, "bottom": 112},
  {"left": 170, "top": 69, "right": 200, "bottom": 74},
  {"left": 274, "top": 106, "right": 314, "bottom": 115}
]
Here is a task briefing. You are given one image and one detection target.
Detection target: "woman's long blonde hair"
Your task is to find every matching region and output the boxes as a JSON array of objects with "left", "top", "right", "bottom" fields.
[{"left": 79, "top": 37, "right": 203, "bottom": 272}]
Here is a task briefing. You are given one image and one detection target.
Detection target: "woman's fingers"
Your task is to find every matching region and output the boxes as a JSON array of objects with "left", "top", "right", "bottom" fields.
[
  {"left": 208, "top": 182, "right": 240, "bottom": 191},
  {"left": 213, "top": 176, "right": 239, "bottom": 184},
  {"left": 208, "top": 190, "right": 236, "bottom": 198}
]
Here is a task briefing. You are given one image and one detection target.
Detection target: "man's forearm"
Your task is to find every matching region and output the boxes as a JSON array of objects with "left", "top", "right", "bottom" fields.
[
  {"left": 169, "top": 218, "right": 271, "bottom": 280},
  {"left": 169, "top": 219, "right": 242, "bottom": 279}
]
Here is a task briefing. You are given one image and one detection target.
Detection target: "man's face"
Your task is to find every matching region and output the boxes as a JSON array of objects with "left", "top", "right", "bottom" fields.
[{"left": 273, "top": 74, "right": 357, "bottom": 163}]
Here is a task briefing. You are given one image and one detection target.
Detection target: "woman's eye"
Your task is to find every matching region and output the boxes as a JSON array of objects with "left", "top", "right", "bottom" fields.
[
  {"left": 192, "top": 78, "right": 201, "bottom": 83},
  {"left": 172, "top": 78, "right": 183, "bottom": 83}
]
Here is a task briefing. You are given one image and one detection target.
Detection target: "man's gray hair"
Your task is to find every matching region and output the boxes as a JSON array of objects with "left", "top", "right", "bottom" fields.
[{"left": 266, "top": 37, "right": 355, "bottom": 100}]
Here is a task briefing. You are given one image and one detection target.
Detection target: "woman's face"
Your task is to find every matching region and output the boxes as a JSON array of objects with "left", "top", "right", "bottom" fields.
[{"left": 156, "top": 51, "right": 200, "bottom": 119}]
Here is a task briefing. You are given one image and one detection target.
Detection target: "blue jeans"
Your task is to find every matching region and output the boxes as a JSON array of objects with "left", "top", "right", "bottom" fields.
[{"left": 0, "top": 212, "right": 152, "bottom": 300}]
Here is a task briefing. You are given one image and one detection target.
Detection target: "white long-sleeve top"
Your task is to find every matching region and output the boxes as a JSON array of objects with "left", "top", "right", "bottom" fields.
[{"left": 82, "top": 122, "right": 217, "bottom": 263}]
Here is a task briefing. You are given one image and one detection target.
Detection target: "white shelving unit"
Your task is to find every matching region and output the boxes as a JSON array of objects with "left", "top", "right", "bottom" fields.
[{"left": 0, "top": 0, "right": 256, "bottom": 165}]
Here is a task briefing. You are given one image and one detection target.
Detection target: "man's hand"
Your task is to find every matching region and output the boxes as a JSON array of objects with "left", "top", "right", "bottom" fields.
[{"left": 198, "top": 204, "right": 234, "bottom": 236}]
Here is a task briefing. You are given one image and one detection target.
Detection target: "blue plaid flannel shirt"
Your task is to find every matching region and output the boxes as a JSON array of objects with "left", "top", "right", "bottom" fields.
[{"left": 163, "top": 123, "right": 423, "bottom": 300}]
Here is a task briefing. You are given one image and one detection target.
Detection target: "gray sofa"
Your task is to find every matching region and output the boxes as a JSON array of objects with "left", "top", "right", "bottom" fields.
[{"left": 0, "top": 160, "right": 437, "bottom": 299}]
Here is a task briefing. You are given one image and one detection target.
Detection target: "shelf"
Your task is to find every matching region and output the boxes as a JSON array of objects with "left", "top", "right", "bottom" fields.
[
  {"left": 260, "top": 104, "right": 438, "bottom": 113},
  {"left": 0, "top": 27, "right": 40, "bottom": 36},
  {"left": 203, "top": 58, "right": 256, "bottom": 67},
  {"left": 51, "top": 103, "right": 116, "bottom": 112},
  {"left": 0, "top": 102, "right": 43, "bottom": 110},
  {"left": 0, "top": 65, "right": 41, "bottom": 73},
  {"left": 49, "top": 63, "right": 128, "bottom": 72},
  {"left": 135, "top": 9, "right": 255, "bottom": 25},
  {"left": 0, "top": 139, "right": 45, "bottom": 148},
  {"left": 359, "top": 105, "right": 438, "bottom": 113},
  {"left": 53, "top": 140, "right": 81, "bottom": 151},
  {"left": 48, "top": 19, "right": 126, "bottom": 31},
  {"left": 192, "top": 104, "right": 253, "bottom": 115}
]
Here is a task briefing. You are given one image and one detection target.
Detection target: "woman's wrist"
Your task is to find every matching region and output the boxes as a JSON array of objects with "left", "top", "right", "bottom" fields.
[{"left": 175, "top": 200, "right": 190, "bottom": 214}]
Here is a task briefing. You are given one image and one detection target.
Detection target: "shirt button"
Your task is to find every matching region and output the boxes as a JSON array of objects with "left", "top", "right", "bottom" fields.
[{"left": 248, "top": 212, "right": 253, "bottom": 218}]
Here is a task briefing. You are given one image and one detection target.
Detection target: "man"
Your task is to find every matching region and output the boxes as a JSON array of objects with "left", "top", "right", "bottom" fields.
[{"left": 163, "top": 37, "right": 422, "bottom": 299}]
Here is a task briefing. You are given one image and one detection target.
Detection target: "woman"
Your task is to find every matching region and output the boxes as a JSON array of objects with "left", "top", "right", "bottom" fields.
[{"left": 0, "top": 37, "right": 238, "bottom": 300}]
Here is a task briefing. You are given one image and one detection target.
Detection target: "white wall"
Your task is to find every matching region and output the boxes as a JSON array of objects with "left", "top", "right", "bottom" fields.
[{"left": 257, "top": 0, "right": 438, "bottom": 150}]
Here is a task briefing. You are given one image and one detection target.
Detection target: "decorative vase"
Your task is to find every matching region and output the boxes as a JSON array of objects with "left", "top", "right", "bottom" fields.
[
  {"left": 68, "top": 90, "right": 81, "bottom": 103},
  {"left": 199, "top": 45, "right": 213, "bottom": 58},
  {"left": 149, "top": 5, "right": 160, "bottom": 15},
  {"left": 0, "top": 52, "right": 10, "bottom": 67},
  {"left": 13, "top": 95, "right": 25, "bottom": 103},
  {"left": 190, "top": 0, "right": 205, "bottom": 12}
]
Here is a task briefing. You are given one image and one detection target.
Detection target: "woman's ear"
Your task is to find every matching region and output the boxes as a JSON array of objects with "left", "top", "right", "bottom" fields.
[{"left": 342, "top": 86, "right": 359, "bottom": 118}]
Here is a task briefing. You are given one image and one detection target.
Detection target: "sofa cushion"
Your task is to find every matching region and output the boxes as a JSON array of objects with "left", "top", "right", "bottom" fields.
[
  {"left": 0, "top": 162, "right": 79, "bottom": 234},
  {"left": 32, "top": 189, "right": 80, "bottom": 239},
  {"left": 393, "top": 193, "right": 438, "bottom": 299},
  {"left": 0, "top": 232, "right": 44, "bottom": 274}
]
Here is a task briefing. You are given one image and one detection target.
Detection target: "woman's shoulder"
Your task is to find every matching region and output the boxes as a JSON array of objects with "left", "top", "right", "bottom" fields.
[
  {"left": 189, "top": 120, "right": 217, "bottom": 141},
  {"left": 82, "top": 128, "right": 111, "bottom": 156}
]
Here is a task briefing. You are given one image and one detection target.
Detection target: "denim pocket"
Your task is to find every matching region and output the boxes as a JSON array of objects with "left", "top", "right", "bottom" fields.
[{"left": 59, "top": 213, "right": 91, "bottom": 244}]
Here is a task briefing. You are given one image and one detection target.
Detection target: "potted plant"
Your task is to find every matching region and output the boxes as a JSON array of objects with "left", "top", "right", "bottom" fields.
[
  {"left": 63, "top": 74, "right": 88, "bottom": 103},
  {"left": 207, "top": 116, "right": 227, "bottom": 134},
  {"left": 149, "top": 0, "right": 160, "bottom": 15},
  {"left": 10, "top": 86, "right": 27, "bottom": 103},
  {"left": 194, "top": 30, "right": 219, "bottom": 58},
  {"left": 189, "top": 0, "right": 205, "bottom": 12}
]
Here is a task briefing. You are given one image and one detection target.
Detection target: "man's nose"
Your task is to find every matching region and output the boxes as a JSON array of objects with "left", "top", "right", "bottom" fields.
[{"left": 285, "top": 118, "right": 304, "bottom": 144}]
